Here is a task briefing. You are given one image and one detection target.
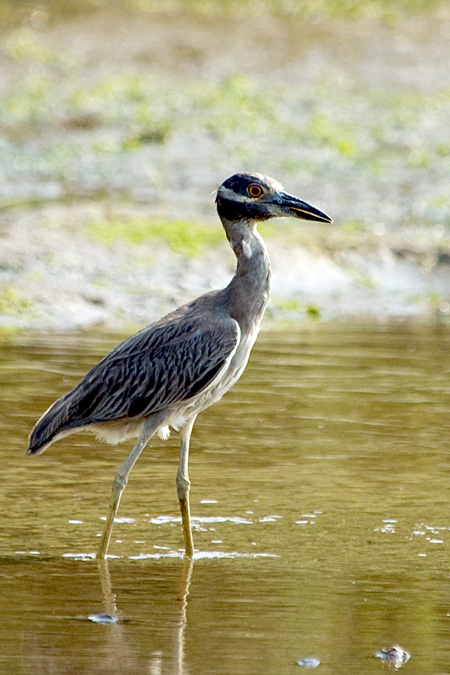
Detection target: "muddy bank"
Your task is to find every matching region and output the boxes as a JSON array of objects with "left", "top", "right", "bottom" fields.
[
  {"left": 1, "top": 200, "right": 449, "bottom": 329},
  {"left": 0, "top": 6, "right": 449, "bottom": 328}
]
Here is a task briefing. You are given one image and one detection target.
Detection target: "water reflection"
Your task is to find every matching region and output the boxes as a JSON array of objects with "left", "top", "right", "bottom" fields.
[
  {"left": 5, "top": 553, "right": 445, "bottom": 674},
  {"left": 1, "top": 321, "right": 450, "bottom": 673},
  {"left": 18, "top": 558, "right": 194, "bottom": 675}
]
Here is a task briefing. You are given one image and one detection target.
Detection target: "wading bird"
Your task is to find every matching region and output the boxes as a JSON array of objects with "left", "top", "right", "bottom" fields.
[{"left": 28, "top": 173, "right": 332, "bottom": 558}]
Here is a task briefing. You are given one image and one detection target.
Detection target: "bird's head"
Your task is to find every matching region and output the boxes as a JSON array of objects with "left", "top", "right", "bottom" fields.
[{"left": 216, "top": 172, "right": 332, "bottom": 225}]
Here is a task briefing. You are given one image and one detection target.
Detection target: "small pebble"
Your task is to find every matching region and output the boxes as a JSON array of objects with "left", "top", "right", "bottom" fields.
[
  {"left": 297, "top": 657, "right": 320, "bottom": 668},
  {"left": 88, "top": 613, "right": 118, "bottom": 624},
  {"left": 375, "top": 645, "right": 410, "bottom": 668}
]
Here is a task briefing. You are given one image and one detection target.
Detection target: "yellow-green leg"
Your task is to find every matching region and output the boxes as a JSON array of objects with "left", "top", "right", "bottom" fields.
[
  {"left": 176, "top": 416, "right": 197, "bottom": 558},
  {"left": 97, "top": 417, "right": 160, "bottom": 559}
]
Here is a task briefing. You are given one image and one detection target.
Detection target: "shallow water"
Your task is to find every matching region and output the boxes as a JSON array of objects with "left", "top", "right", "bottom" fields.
[{"left": 1, "top": 321, "right": 450, "bottom": 674}]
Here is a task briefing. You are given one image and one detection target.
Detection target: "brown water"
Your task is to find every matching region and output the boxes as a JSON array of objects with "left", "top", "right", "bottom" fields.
[{"left": 1, "top": 321, "right": 450, "bottom": 674}]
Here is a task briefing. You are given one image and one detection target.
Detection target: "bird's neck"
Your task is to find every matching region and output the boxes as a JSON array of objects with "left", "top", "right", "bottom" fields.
[{"left": 221, "top": 218, "right": 272, "bottom": 329}]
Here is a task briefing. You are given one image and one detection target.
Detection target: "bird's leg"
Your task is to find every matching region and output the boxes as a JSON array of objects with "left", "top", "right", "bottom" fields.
[
  {"left": 176, "top": 415, "right": 197, "bottom": 558},
  {"left": 97, "top": 417, "right": 160, "bottom": 559}
]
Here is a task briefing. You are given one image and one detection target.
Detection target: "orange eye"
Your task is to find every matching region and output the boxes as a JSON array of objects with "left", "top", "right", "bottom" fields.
[{"left": 247, "top": 184, "right": 263, "bottom": 198}]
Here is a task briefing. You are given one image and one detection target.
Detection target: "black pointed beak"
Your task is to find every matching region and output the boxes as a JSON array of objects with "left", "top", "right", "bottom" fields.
[{"left": 277, "top": 191, "right": 333, "bottom": 223}]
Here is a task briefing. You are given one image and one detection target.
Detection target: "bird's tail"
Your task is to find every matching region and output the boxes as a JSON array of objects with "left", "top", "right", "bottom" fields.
[{"left": 27, "top": 397, "right": 75, "bottom": 456}]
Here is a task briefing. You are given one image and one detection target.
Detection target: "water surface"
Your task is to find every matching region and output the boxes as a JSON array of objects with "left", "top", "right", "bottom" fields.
[{"left": 1, "top": 322, "right": 450, "bottom": 674}]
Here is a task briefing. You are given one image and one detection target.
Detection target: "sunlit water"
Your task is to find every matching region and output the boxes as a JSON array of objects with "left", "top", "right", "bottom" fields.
[{"left": 1, "top": 321, "right": 450, "bottom": 674}]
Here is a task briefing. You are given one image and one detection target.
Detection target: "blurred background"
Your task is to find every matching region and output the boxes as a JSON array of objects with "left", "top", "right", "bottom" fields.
[
  {"left": 1, "top": 4, "right": 450, "bottom": 674},
  {"left": 0, "top": 0, "right": 449, "bottom": 328}
]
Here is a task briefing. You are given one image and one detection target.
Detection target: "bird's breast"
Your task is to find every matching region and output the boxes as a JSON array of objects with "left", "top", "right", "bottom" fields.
[{"left": 168, "top": 323, "right": 260, "bottom": 428}]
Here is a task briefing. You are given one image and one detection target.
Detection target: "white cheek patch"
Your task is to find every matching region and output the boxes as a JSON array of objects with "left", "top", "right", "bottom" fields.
[{"left": 218, "top": 186, "right": 253, "bottom": 203}]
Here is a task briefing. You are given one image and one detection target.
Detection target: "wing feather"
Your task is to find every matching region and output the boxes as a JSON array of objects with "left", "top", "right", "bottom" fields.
[{"left": 28, "top": 300, "right": 239, "bottom": 454}]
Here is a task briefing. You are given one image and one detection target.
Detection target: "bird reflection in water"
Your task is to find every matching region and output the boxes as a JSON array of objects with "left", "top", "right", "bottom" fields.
[{"left": 22, "top": 557, "right": 195, "bottom": 674}]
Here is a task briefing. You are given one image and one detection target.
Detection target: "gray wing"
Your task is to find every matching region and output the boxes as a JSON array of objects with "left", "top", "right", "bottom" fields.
[{"left": 28, "top": 304, "right": 239, "bottom": 453}]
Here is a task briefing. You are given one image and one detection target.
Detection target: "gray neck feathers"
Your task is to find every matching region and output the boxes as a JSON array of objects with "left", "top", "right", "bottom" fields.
[{"left": 220, "top": 217, "right": 272, "bottom": 328}]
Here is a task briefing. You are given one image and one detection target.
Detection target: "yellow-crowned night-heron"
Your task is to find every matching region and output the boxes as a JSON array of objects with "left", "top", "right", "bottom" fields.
[{"left": 28, "top": 172, "right": 332, "bottom": 558}]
